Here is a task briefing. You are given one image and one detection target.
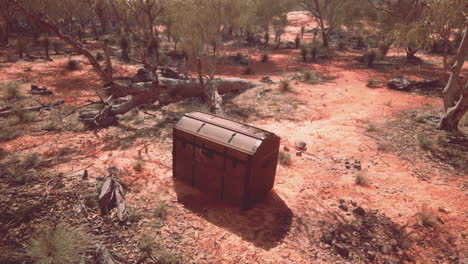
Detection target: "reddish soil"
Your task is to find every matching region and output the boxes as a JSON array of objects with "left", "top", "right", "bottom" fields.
[{"left": 1, "top": 12, "right": 466, "bottom": 264}]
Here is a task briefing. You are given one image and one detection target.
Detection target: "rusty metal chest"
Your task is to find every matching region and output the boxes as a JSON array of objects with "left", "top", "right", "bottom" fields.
[{"left": 173, "top": 112, "right": 280, "bottom": 209}]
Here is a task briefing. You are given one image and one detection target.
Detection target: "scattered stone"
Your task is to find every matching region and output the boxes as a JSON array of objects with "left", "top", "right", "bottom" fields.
[
  {"left": 295, "top": 141, "right": 307, "bottom": 151},
  {"left": 339, "top": 204, "right": 348, "bottom": 212},
  {"left": 339, "top": 198, "right": 345, "bottom": 204},
  {"left": 350, "top": 200, "right": 357, "bottom": 207},
  {"left": 334, "top": 243, "right": 350, "bottom": 258},
  {"left": 30, "top": 84, "right": 53, "bottom": 95},
  {"left": 283, "top": 146, "right": 290, "bottom": 152},
  {"left": 387, "top": 78, "right": 411, "bottom": 91},
  {"left": 437, "top": 216, "right": 445, "bottom": 224},
  {"left": 353, "top": 207, "right": 366, "bottom": 216},
  {"left": 345, "top": 160, "right": 351, "bottom": 169},
  {"left": 296, "top": 151, "right": 302, "bottom": 157},
  {"left": 353, "top": 159, "right": 362, "bottom": 170}
]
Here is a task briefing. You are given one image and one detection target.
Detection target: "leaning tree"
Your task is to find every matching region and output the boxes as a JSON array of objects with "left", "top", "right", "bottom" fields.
[{"left": 11, "top": 0, "right": 257, "bottom": 128}]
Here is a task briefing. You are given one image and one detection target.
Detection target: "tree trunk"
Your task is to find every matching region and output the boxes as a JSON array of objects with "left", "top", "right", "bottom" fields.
[
  {"left": 442, "top": 27, "right": 468, "bottom": 110},
  {"left": 322, "top": 30, "right": 329, "bottom": 47},
  {"left": 438, "top": 83, "right": 468, "bottom": 132},
  {"left": 197, "top": 58, "right": 223, "bottom": 115}
]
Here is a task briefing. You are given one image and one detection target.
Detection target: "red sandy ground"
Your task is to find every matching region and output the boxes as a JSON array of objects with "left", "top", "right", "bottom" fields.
[{"left": 1, "top": 11, "right": 466, "bottom": 264}]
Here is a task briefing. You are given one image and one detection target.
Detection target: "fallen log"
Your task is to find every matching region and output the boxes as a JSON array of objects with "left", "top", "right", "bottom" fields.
[
  {"left": 79, "top": 69, "right": 258, "bottom": 128},
  {"left": 0, "top": 100, "right": 65, "bottom": 117}
]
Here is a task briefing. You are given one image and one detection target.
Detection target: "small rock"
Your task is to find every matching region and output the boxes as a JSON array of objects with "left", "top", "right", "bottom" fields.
[
  {"left": 387, "top": 78, "right": 411, "bottom": 91},
  {"left": 283, "top": 146, "right": 290, "bottom": 152},
  {"left": 437, "top": 216, "right": 445, "bottom": 224},
  {"left": 295, "top": 141, "right": 307, "bottom": 151},
  {"left": 345, "top": 160, "right": 351, "bottom": 169},
  {"left": 350, "top": 200, "right": 357, "bottom": 207},
  {"left": 339, "top": 198, "right": 346, "bottom": 204},
  {"left": 296, "top": 152, "right": 302, "bottom": 157},
  {"left": 334, "top": 243, "right": 350, "bottom": 258},
  {"left": 352, "top": 207, "right": 366, "bottom": 216},
  {"left": 353, "top": 159, "right": 362, "bottom": 170},
  {"left": 339, "top": 204, "right": 348, "bottom": 212},
  {"left": 438, "top": 206, "right": 448, "bottom": 213},
  {"left": 82, "top": 169, "right": 88, "bottom": 180}
]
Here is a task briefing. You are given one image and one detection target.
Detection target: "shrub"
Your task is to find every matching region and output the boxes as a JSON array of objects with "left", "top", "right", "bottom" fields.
[
  {"left": 278, "top": 79, "right": 291, "bottom": 93},
  {"left": 133, "top": 159, "right": 144, "bottom": 172},
  {"left": 154, "top": 201, "right": 170, "bottom": 220},
  {"left": 22, "top": 153, "right": 40, "bottom": 169},
  {"left": 278, "top": 151, "right": 291, "bottom": 166},
  {"left": 66, "top": 59, "right": 81, "bottom": 71},
  {"left": 417, "top": 134, "right": 434, "bottom": 150},
  {"left": 365, "top": 120, "right": 378, "bottom": 132},
  {"left": 366, "top": 78, "right": 379, "bottom": 88},
  {"left": 302, "top": 71, "right": 322, "bottom": 84},
  {"left": 157, "top": 249, "right": 181, "bottom": 264},
  {"left": 26, "top": 223, "right": 89, "bottom": 263},
  {"left": 261, "top": 53, "right": 269, "bottom": 62},
  {"left": 355, "top": 173, "right": 369, "bottom": 186},
  {"left": 83, "top": 192, "right": 98, "bottom": 209},
  {"left": 0, "top": 127, "right": 20, "bottom": 142},
  {"left": 138, "top": 235, "right": 155, "bottom": 254},
  {"left": 294, "top": 35, "right": 301, "bottom": 49},
  {"left": 95, "top": 52, "right": 104, "bottom": 61},
  {"left": 417, "top": 206, "right": 437, "bottom": 227},
  {"left": 242, "top": 66, "right": 254, "bottom": 75},
  {"left": 0, "top": 81, "right": 21, "bottom": 99},
  {"left": 128, "top": 209, "right": 143, "bottom": 223}
]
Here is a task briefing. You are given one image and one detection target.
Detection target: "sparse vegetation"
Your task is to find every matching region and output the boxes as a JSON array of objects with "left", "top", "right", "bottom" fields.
[
  {"left": 26, "top": 223, "right": 89, "bottom": 263},
  {"left": 153, "top": 201, "right": 171, "bottom": 220},
  {"left": 278, "top": 151, "right": 291, "bottom": 166},
  {"left": 278, "top": 79, "right": 291, "bottom": 93},
  {"left": 417, "top": 206, "right": 437, "bottom": 227},
  {"left": 417, "top": 134, "right": 434, "bottom": 150},
  {"left": 0, "top": 126, "right": 20, "bottom": 142},
  {"left": 133, "top": 158, "right": 144, "bottom": 172},
  {"left": 66, "top": 59, "right": 81, "bottom": 71},
  {"left": 0, "top": 81, "right": 21, "bottom": 99},
  {"left": 366, "top": 78, "right": 379, "bottom": 88},
  {"left": 355, "top": 172, "right": 369, "bottom": 186}
]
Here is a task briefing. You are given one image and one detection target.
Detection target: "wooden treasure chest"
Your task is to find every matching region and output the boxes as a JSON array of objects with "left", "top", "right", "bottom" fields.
[{"left": 173, "top": 112, "right": 280, "bottom": 209}]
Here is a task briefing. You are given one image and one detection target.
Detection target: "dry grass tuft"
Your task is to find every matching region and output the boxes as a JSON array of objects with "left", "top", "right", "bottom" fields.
[
  {"left": 355, "top": 172, "right": 369, "bottom": 186},
  {"left": 278, "top": 151, "right": 291, "bottom": 166},
  {"left": 26, "top": 223, "right": 89, "bottom": 263},
  {"left": 0, "top": 81, "right": 22, "bottom": 99},
  {"left": 278, "top": 79, "right": 292, "bottom": 93}
]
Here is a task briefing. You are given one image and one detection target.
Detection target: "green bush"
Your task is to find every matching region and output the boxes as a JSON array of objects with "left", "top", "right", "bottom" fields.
[{"left": 26, "top": 223, "right": 89, "bottom": 264}]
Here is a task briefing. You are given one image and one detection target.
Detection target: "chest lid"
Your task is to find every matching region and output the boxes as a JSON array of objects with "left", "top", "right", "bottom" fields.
[{"left": 175, "top": 112, "right": 273, "bottom": 155}]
